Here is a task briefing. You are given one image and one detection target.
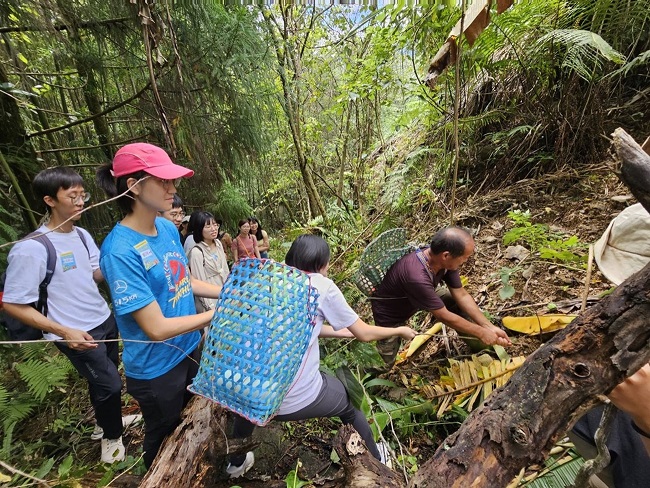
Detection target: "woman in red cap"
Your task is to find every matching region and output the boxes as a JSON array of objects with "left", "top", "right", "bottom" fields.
[{"left": 96, "top": 143, "right": 221, "bottom": 468}]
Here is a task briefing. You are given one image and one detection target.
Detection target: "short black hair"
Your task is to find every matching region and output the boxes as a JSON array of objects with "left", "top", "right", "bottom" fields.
[
  {"left": 430, "top": 226, "right": 472, "bottom": 257},
  {"left": 172, "top": 194, "right": 183, "bottom": 209},
  {"left": 192, "top": 211, "right": 216, "bottom": 243},
  {"left": 285, "top": 234, "right": 330, "bottom": 273},
  {"left": 33, "top": 167, "right": 84, "bottom": 211}
]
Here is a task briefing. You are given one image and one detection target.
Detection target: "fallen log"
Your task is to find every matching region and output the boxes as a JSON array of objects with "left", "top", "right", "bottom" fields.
[
  {"left": 139, "top": 396, "right": 255, "bottom": 488},
  {"left": 333, "top": 425, "right": 406, "bottom": 488},
  {"left": 407, "top": 128, "right": 650, "bottom": 487}
]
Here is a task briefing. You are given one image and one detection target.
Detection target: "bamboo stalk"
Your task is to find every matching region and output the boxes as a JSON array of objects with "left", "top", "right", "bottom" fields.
[{"left": 0, "top": 151, "right": 38, "bottom": 229}]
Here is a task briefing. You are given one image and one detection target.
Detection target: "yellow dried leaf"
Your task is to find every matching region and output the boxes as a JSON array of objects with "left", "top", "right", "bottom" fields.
[
  {"left": 404, "top": 322, "right": 443, "bottom": 358},
  {"left": 502, "top": 314, "right": 577, "bottom": 335}
]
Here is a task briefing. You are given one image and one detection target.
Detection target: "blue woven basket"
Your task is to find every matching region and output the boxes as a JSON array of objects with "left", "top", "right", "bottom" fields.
[{"left": 188, "top": 258, "right": 319, "bottom": 426}]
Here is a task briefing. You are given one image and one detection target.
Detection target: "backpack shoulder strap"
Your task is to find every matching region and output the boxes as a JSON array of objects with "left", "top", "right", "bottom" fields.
[
  {"left": 26, "top": 232, "right": 57, "bottom": 317},
  {"left": 75, "top": 227, "right": 90, "bottom": 255},
  {"left": 192, "top": 243, "right": 206, "bottom": 267}
]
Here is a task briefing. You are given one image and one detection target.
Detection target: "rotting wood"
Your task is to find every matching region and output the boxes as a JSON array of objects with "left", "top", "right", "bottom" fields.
[
  {"left": 405, "top": 128, "right": 650, "bottom": 487},
  {"left": 139, "top": 396, "right": 255, "bottom": 488},
  {"left": 333, "top": 425, "right": 406, "bottom": 488}
]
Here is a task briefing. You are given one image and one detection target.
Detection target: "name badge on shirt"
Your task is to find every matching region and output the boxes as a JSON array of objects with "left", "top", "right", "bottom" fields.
[
  {"left": 134, "top": 240, "right": 159, "bottom": 270},
  {"left": 60, "top": 251, "right": 77, "bottom": 272}
]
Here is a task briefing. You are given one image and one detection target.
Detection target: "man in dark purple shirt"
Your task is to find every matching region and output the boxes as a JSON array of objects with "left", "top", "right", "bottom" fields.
[{"left": 371, "top": 226, "right": 511, "bottom": 365}]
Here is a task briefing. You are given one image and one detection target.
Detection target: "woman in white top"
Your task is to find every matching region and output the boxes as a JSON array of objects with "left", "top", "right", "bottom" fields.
[
  {"left": 187, "top": 211, "right": 229, "bottom": 312},
  {"left": 226, "top": 234, "right": 417, "bottom": 478}
]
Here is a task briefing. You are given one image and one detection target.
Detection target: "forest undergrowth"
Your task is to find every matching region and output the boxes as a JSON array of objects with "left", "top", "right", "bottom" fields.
[{"left": 0, "top": 162, "right": 632, "bottom": 488}]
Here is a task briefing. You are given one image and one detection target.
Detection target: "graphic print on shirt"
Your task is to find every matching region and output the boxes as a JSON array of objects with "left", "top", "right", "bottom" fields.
[
  {"left": 60, "top": 251, "right": 77, "bottom": 271},
  {"left": 164, "top": 250, "right": 191, "bottom": 307}
]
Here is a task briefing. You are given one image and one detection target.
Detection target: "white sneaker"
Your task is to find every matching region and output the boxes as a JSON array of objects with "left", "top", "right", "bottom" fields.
[
  {"left": 91, "top": 414, "right": 143, "bottom": 440},
  {"left": 377, "top": 441, "right": 393, "bottom": 469},
  {"left": 101, "top": 436, "right": 125, "bottom": 464},
  {"left": 226, "top": 451, "right": 254, "bottom": 478}
]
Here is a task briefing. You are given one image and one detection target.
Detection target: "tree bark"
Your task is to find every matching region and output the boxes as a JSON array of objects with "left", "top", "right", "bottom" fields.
[
  {"left": 139, "top": 396, "right": 255, "bottom": 488},
  {"left": 407, "top": 128, "right": 650, "bottom": 487},
  {"left": 333, "top": 425, "right": 406, "bottom": 488}
]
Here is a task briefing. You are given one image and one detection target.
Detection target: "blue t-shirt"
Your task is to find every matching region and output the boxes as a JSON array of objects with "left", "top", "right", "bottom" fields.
[{"left": 100, "top": 217, "right": 200, "bottom": 380}]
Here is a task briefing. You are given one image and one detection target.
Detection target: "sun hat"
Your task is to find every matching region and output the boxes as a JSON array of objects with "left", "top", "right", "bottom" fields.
[
  {"left": 182, "top": 215, "right": 191, "bottom": 224},
  {"left": 111, "top": 143, "right": 194, "bottom": 179}
]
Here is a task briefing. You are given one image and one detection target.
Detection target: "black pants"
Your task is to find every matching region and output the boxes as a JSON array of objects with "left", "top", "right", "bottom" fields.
[
  {"left": 572, "top": 405, "right": 650, "bottom": 488},
  {"left": 55, "top": 314, "right": 123, "bottom": 440},
  {"left": 230, "top": 372, "right": 380, "bottom": 465},
  {"left": 126, "top": 349, "right": 200, "bottom": 468}
]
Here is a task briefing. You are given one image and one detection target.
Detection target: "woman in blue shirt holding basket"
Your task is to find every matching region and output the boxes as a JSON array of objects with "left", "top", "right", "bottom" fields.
[{"left": 96, "top": 143, "right": 221, "bottom": 468}]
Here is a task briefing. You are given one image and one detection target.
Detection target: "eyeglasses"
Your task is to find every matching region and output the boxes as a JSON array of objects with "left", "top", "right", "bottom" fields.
[
  {"left": 158, "top": 178, "right": 182, "bottom": 189},
  {"left": 169, "top": 211, "right": 185, "bottom": 219},
  {"left": 205, "top": 222, "right": 220, "bottom": 228},
  {"left": 68, "top": 193, "right": 90, "bottom": 204}
]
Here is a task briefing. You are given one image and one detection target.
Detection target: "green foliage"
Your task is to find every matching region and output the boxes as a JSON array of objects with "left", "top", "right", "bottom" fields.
[
  {"left": 207, "top": 182, "right": 253, "bottom": 232},
  {"left": 97, "top": 454, "right": 147, "bottom": 487},
  {"left": 503, "top": 210, "right": 586, "bottom": 264},
  {"left": 0, "top": 342, "right": 76, "bottom": 479},
  {"left": 503, "top": 210, "right": 549, "bottom": 250},
  {"left": 15, "top": 357, "right": 71, "bottom": 402},
  {"left": 536, "top": 29, "right": 626, "bottom": 82},
  {"left": 285, "top": 460, "right": 313, "bottom": 488},
  {"left": 497, "top": 265, "right": 521, "bottom": 300},
  {"left": 397, "top": 453, "right": 419, "bottom": 474}
]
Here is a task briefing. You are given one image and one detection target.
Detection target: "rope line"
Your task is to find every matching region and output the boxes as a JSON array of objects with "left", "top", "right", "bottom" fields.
[
  {"left": 0, "top": 337, "right": 201, "bottom": 366},
  {"left": 0, "top": 176, "right": 149, "bottom": 249}
]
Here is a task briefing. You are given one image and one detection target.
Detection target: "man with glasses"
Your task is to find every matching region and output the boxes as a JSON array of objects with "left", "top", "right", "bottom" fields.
[
  {"left": 160, "top": 194, "right": 185, "bottom": 230},
  {"left": 2, "top": 167, "right": 132, "bottom": 464}
]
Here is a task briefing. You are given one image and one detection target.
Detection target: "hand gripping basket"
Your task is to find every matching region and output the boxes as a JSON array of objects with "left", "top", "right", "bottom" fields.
[
  {"left": 353, "top": 228, "right": 415, "bottom": 296},
  {"left": 188, "top": 258, "right": 319, "bottom": 426}
]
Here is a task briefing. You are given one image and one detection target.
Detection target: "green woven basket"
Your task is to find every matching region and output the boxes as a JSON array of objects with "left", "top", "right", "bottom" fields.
[{"left": 353, "top": 228, "right": 415, "bottom": 296}]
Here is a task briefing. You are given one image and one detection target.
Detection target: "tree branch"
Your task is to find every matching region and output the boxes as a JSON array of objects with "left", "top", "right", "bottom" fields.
[
  {"left": 27, "top": 82, "right": 151, "bottom": 139},
  {"left": 37, "top": 133, "right": 150, "bottom": 154},
  {"left": 0, "top": 17, "right": 130, "bottom": 34}
]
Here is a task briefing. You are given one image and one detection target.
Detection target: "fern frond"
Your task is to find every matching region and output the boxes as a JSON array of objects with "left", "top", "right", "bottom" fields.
[
  {"left": 2, "top": 396, "right": 37, "bottom": 426},
  {"left": 608, "top": 49, "right": 650, "bottom": 78},
  {"left": 0, "top": 384, "right": 8, "bottom": 407},
  {"left": 50, "top": 353, "right": 76, "bottom": 375},
  {"left": 18, "top": 342, "right": 53, "bottom": 362},
  {"left": 536, "top": 29, "right": 626, "bottom": 81},
  {"left": 15, "top": 359, "right": 70, "bottom": 402}
]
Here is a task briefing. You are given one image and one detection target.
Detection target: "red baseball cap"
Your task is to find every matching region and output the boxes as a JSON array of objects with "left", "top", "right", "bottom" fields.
[{"left": 111, "top": 143, "right": 194, "bottom": 179}]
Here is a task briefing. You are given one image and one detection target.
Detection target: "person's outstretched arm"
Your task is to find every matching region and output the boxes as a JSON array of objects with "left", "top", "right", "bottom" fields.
[{"left": 347, "top": 318, "right": 416, "bottom": 342}]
